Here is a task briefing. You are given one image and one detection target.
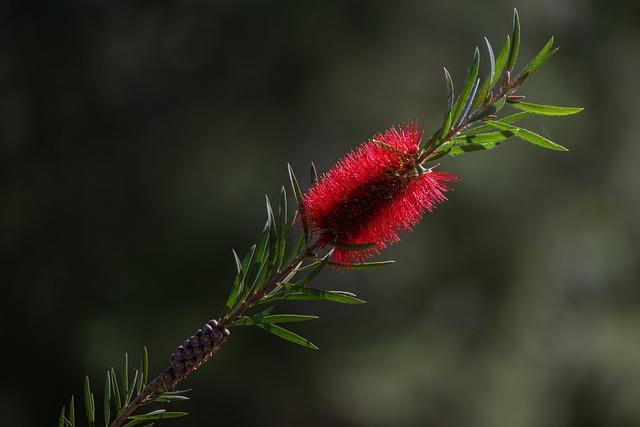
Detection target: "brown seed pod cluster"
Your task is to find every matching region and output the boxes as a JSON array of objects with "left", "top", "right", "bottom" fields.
[{"left": 160, "top": 319, "right": 230, "bottom": 387}]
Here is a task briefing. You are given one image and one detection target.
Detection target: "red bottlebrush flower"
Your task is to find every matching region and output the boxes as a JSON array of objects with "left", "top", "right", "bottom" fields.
[{"left": 303, "top": 123, "right": 458, "bottom": 264}]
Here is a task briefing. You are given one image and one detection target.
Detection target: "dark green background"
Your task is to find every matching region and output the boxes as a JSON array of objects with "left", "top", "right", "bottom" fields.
[{"left": 3, "top": 0, "right": 639, "bottom": 426}]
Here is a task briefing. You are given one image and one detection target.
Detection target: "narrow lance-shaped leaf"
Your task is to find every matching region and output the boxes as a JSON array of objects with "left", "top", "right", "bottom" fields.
[
  {"left": 223, "top": 244, "right": 256, "bottom": 316},
  {"left": 261, "top": 283, "right": 366, "bottom": 305},
  {"left": 254, "top": 322, "right": 319, "bottom": 350},
  {"left": 507, "top": 8, "right": 521, "bottom": 72},
  {"left": 127, "top": 370, "right": 139, "bottom": 404},
  {"left": 142, "top": 346, "right": 149, "bottom": 389},
  {"left": 463, "top": 111, "right": 531, "bottom": 134},
  {"left": 447, "top": 141, "right": 503, "bottom": 156},
  {"left": 457, "top": 77, "right": 480, "bottom": 127},
  {"left": 58, "top": 406, "right": 65, "bottom": 427},
  {"left": 122, "top": 353, "right": 129, "bottom": 406},
  {"left": 123, "top": 410, "right": 188, "bottom": 427},
  {"left": 444, "top": 67, "right": 455, "bottom": 114},
  {"left": 110, "top": 368, "right": 121, "bottom": 416},
  {"left": 483, "top": 120, "right": 569, "bottom": 151},
  {"left": 84, "top": 376, "right": 95, "bottom": 427},
  {"left": 104, "top": 371, "right": 111, "bottom": 427},
  {"left": 452, "top": 129, "right": 519, "bottom": 144},
  {"left": 485, "top": 37, "right": 496, "bottom": 85},
  {"left": 510, "top": 101, "right": 583, "bottom": 116},
  {"left": 491, "top": 35, "right": 511, "bottom": 89},
  {"left": 521, "top": 36, "right": 557, "bottom": 76},
  {"left": 136, "top": 358, "right": 143, "bottom": 395},
  {"left": 276, "top": 186, "right": 288, "bottom": 270},
  {"left": 265, "top": 194, "right": 278, "bottom": 266},
  {"left": 69, "top": 395, "right": 75, "bottom": 427},
  {"left": 451, "top": 47, "right": 480, "bottom": 126},
  {"left": 469, "top": 38, "right": 496, "bottom": 113},
  {"left": 426, "top": 68, "right": 454, "bottom": 147},
  {"left": 231, "top": 314, "right": 319, "bottom": 326},
  {"left": 288, "top": 163, "right": 309, "bottom": 242}
]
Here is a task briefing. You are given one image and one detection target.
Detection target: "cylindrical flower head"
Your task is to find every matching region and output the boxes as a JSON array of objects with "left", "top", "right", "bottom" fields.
[{"left": 303, "top": 123, "right": 457, "bottom": 264}]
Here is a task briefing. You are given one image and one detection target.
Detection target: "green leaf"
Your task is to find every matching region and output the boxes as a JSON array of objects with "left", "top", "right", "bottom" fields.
[
  {"left": 510, "top": 101, "right": 583, "bottom": 116},
  {"left": 262, "top": 283, "right": 366, "bottom": 305},
  {"left": 485, "top": 37, "right": 496, "bottom": 86},
  {"left": 69, "top": 395, "right": 75, "bottom": 427},
  {"left": 254, "top": 322, "right": 319, "bottom": 350},
  {"left": 136, "top": 357, "right": 144, "bottom": 395},
  {"left": 457, "top": 77, "right": 480, "bottom": 126},
  {"left": 110, "top": 368, "right": 121, "bottom": 416},
  {"left": 127, "top": 370, "right": 139, "bottom": 404},
  {"left": 483, "top": 121, "right": 569, "bottom": 151},
  {"left": 463, "top": 112, "right": 531, "bottom": 133},
  {"left": 223, "top": 244, "right": 256, "bottom": 316},
  {"left": 276, "top": 186, "right": 289, "bottom": 270},
  {"left": 58, "top": 406, "right": 66, "bottom": 427},
  {"left": 444, "top": 67, "right": 455, "bottom": 114},
  {"left": 452, "top": 129, "right": 519, "bottom": 144},
  {"left": 447, "top": 141, "right": 505, "bottom": 156},
  {"left": 328, "top": 260, "right": 396, "bottom": 269},
  {"left": 124, "top": 410, "right": 188, "bottom": 427},
  {"left": 469, "top": 38, "right": 496, "bottom": 114},
  {"left": 84, "top": 376, "right": 95, "bottom": 427},
  {"left": 288, "top": 163, "right": 309, "bottom": 242},
  {"left": 104, "top": 372, "right": 111, "bottom": 427},
  {"left": 521, "top": 36, "right": 557, "bottom": 75},
  {"left": 142, "top": 346, "right": 149, "bottom": 389},
  {"left": 470, "top": 78, "right": 490, "bottom": 116},
  {"left": 507, "top": 9, "right": 521, "bottom": 72},
  {"left": 424, "top": 68, "right": 455, "bottom": 148},
  {"left": 491, "top": 35, "right": 511, "bottom": 89},
  {"left": 153, "top": 394, "right": 191, "bottom": 403},
  {"left": 122, "top": 353, "right": 129, "bottom": 406},
  {"left": 232, "top": 314, "right": 319, "bottom": 326},
  {"left": 438, "top": 110, "right": 454, "bottom": 142},
  {"left": 451, "top": 47, "right": 480, "bottom": 125}
]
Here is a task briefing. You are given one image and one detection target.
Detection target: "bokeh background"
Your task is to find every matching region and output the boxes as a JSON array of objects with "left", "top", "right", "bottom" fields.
[{"left": 2, "top": 0, "right": 640, "bottom": 426}]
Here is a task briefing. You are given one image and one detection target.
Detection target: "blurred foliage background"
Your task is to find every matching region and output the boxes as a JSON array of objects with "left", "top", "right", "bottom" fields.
[{"left": 2, "top": 0, "right": 640, "bottom": 426}]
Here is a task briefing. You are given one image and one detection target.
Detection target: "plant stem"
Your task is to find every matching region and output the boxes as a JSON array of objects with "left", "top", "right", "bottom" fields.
[{"left": 108, "top": 239, "right": 319, "bottom": 427}]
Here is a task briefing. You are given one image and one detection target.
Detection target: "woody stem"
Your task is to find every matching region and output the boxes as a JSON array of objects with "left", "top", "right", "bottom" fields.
[{"left": 109, "top": 238, "right": 319, "bottom": 427}]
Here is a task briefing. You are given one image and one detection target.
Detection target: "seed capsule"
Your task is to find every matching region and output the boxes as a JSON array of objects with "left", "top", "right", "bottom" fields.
[
  {"left": 208, "top": 319, "right": 219, "bottom": 328},
  {"left": 211, "top": 329, "right": 223, "bottom": 343},
  {"left": 189, "top": 335, "right": 200, "bottom": 347},
  {"left": 201, "top": 333, "right": 212, "bottom": 345},
  {"left": 163, "top": 369, "right": 175, "bottom": 383},
  {"left": 194, "top": 345, "right": 204, "bottom": 359},
  {"left": 183, "top": 345, "right": 194, "bottom": 360},
  {"left": 203, "top": 323, "right": 213, "bottom": 333},
  {"left": 174, "top": 346, "right": 184, "bottom": 361},
  {"left": 172, "top": 360, "right": 185, "bottom": 373}
]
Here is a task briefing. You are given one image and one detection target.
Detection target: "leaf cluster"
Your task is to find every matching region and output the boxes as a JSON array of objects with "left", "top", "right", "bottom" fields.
[
  {"left": 219, "top": 165, "right": 388, "bottom": 350},
  {"left": 421, "top": 9, "right": 582, "bottom": 161},
  {"left": 59, "top": 348, "right": 188, "bottom": 427}
]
